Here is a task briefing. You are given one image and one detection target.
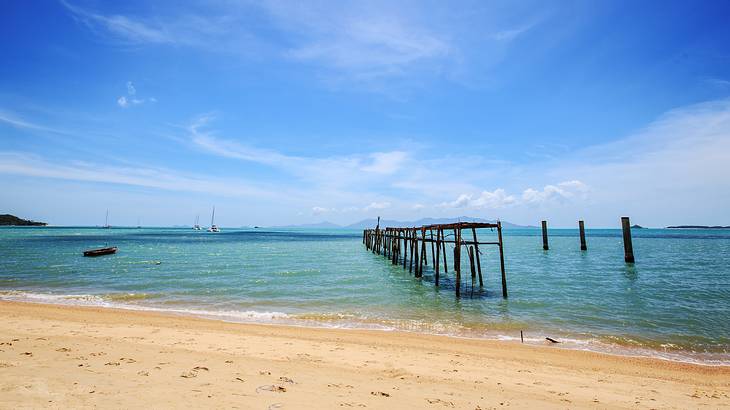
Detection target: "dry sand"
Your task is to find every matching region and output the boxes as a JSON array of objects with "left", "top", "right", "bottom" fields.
[{"left": 0, "top": 301, "right": 728, "bottom": 409}]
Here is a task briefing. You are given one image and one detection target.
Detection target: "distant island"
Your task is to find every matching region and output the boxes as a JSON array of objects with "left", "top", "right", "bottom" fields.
[
  {"left": 631, "top": 224, "right": 645, "bottom": 229},
  {"left": 667, "top": 225, "right": 730, "bottom": 229},
  {"left": 0, "top": 214, "right": 47, "bottom": 226}
]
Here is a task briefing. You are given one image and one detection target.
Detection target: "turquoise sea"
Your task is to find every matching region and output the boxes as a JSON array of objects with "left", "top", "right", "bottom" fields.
[{"left": 1, "top": 226, "right": 729, "bottom": 365}]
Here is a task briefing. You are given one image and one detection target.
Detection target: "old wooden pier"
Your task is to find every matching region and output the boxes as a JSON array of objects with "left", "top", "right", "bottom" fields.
[{"left": 363, "top": 221, "right": 507, "bottom": 298}]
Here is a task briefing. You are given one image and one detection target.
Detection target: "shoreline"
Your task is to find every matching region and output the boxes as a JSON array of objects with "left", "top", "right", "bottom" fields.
[
  {"left": 1, "top": 290, "right": 728, "bottom": 367},
  {"left": 1, "top": 300, "right": 729, "bottom": 408}
]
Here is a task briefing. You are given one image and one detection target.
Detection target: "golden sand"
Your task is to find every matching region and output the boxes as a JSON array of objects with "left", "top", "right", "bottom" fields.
[{"left": 0, "top": 301, "right": 728, "bottom": 409}]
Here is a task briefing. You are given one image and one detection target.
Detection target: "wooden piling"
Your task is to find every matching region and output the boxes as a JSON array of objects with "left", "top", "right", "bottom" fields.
[
  {"left": 362, "top": 221, "right": 507, "bottom": 299},
  {"left": 579, "top": 220, "right": 587, "bottom": 251},
  {"left": 621, "top": 217, "right": 635, "bottom": 263},
  {"left": 434, "top": 229, "right": 441, "bottom": 286},
  {"left": 440, "top": 228, "right": 448, "bottom": 273},
  {"left": 468, "top": 246, "right": 476, "bottom": 296},
  {"left": 454, "top": 228, "right": 461, "bottom": 297},
  {"left": 541, "top": 220, "right": 549, "bottom": 250},
  {"left": 471, "top": 227, "right": 483, "bottom": 287},
  {"left": 498, "top": 221, "right": 508, "bottom": 298},
  {"left": 408, "top": 229, "right": 418, "bottom": 273},
  {"left": 430, "top": 229, "right": 436, "bottom": 267}
]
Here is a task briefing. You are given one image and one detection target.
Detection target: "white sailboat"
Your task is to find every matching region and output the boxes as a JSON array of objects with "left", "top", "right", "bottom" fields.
[
  {"left": 103, "top": 209, "right": 111, "bottom": 229},
  {"left": 193, "top": 215, "right": 201, "bottom": 230},
  {"left": 207, "top": 207, "right": 220, "bottom": 232}
]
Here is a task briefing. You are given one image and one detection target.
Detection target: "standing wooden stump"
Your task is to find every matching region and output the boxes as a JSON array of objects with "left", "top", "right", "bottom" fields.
[
  {"left": 434, "top": 229, "right": 441, "bottom": 286},
  {"left": 621, "top": 217, "right": 635, "bottom": 263},
  {"left": 498, "top": 221, "right": 508, "bottom": 298},
  {"left": 441, "top": 229, "right": 448, "bottom": 273},
  {"left": 454, "top": 228, "right": 462, "bottom": 297},
  {"left": 471, "top": 227, "right": 483, "bottom": 287},
  {"left": 579, "top": 220, "right": 587, "bottom": 251},
  {"left": 541, "top": 220, "right": 549, "bottom": 250},
  {"left": 468, "top": 246, "right": 476, "bottom": 296}
]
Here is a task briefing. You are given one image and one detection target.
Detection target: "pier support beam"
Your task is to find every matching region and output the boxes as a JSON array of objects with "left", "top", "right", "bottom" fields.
[
  {"left": 498, "top": 221, "right": 508, "bottom": 298},
  {"left": 621, "top": 217, "right": 635, "bottom": 263}
]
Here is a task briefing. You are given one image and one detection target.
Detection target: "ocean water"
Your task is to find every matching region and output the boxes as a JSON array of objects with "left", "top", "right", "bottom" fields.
[{"left": 1, "top": 226, "right": 729, "bottom": 365}]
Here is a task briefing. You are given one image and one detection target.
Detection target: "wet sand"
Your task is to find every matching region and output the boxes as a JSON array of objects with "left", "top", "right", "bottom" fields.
[{"left": 0, "top": 301, "right": 728, "bottom": 409}]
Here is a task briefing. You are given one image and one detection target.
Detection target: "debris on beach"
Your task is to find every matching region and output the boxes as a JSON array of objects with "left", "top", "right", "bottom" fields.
[
  {"left": 545, "top": 337, "right": 561, "bottom": 343},
  {"left": 256, "top": 385, "right": 287, "bottom": 393}
]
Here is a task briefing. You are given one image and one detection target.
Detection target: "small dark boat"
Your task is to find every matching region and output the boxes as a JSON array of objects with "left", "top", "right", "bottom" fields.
[{"left": 83, "top": 247, "right": 118, "bottom": 257}]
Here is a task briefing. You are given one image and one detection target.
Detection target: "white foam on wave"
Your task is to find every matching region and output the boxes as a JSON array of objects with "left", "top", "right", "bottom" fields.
[
  {"left": 2, "top": 289, "right": 729, "bottom": 366},
  {"left": 0, "top": 290, "right": 290, "bottom": 322}
]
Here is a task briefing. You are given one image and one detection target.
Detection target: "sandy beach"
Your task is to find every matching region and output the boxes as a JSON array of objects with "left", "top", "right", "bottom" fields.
[{"left": 0, "top": 301, "right": 727, "bottom": 409}]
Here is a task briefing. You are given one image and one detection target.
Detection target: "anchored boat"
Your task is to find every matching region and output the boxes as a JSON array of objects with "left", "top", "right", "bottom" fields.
[{"left": 83, "top": 246, "right": 118, "bottom": 257}]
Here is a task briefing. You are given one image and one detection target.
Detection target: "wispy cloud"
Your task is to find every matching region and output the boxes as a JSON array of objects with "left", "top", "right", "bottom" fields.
[
  {"left": 60, "top": 1, "right": 539, "bottom": 91},
  {"left": 117, "top": 81, "right": 154, "bottom": 108},
  {"left": 0, "top": 152, "right": 277, "bottom": 199},
  {"left": 271, "top": 3, "right": 451, "bottom": 81},
  {"left": 186, "top": 115, "right": 410, "bottom": 185},
  {"left": 491, "top": 22, "right": 537, "bottom": 41}
]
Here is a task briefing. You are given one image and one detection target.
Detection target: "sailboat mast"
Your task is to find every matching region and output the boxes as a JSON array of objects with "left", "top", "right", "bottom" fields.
[
  {"left": 105, "top": 209, "right": 109, "bottom": 227},
  {"left": 211, "top": 206, "right": 215, "bottom": 226}
]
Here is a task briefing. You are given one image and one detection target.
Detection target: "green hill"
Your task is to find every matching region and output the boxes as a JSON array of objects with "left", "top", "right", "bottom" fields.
[{"left": 0, "top": 214, "right": 47, "bottom": 226}]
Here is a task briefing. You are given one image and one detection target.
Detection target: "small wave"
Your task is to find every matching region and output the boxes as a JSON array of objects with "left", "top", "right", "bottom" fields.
[{"left": 1, "top": 289, "right": 728, "bottom": 366}]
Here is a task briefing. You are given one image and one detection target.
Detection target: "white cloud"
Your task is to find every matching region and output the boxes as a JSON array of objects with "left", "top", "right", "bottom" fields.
[
  {"left": 117, "top": 81, "right": 154, "bottom": 108},
  {"left": 311, "top": 206, "right": 330, "bottom": 215},
  {"left": 364, "top": 201, "right": 391, "bottom": 211},
  {"left": 521, "top": 180, "right": 588, "bottom": 204},
  {"left": 491, "top": 21, "right": 538, "bottom": 41},
  {"left": 0, "top": 152, "right": 278, "bottom": 200},
  {"left": 360, "top": 151, "right": 408, "bottom": 174},
  {"left": 439, "top": 188, "right": 517, "bottom": 209}
]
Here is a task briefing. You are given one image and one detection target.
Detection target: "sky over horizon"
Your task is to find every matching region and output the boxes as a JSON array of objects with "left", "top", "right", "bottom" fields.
[{"left": 1, "top": 0, "right": 730, "bottom": 227}]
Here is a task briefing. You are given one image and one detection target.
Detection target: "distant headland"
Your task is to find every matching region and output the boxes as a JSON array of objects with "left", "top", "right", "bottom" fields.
[
  {"left": 666, "top": 225, "right": 730, "bottom": 229},
  {"left": 0, "top": 214, "right": 47, "bottom": 226}
]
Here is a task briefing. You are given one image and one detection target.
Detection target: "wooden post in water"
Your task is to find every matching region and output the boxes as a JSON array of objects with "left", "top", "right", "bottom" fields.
[
  {"left": 541, "top": 220, "right": 549, "bottom": 250},
  {"left": 434, "top": 229, "right": 441, "bottom": 286},
  {"left": 497, "top": 221, "right": 508, "bottom": 298},
  {"left": 468, "top": 246, "right": 476, "bottom": 296},
  {"left": 454, "top": 228, "right": 462, "bottom": 297},
  {"left": 579, "top": 220, "right": 587, "bottom": 251},
  {"left": 413, "top": 228, "right": 420, "bottom": 277},
  {"left": 441, "top": 229, "right": 448, "bottom": 273},
  {"left": 403, "top": 229, "right": 409, "bottom": 269},
  {"left": 416, "top": 228, "right": 426, "bottom": 278},
  {"left": 430, "top": 229, "right": 436, "bottom": 267},
  {"left": 408, "top": 229, "right": 418, "bottom": 273},
  {"left": 421, "top": 227, "right": 427, "bottom": 267},
  {"left": 471, "top": 227, "right": 483, "bottom": 287},
  {"left": 621, "top": 217, "right": 635, "bottom": 263}
]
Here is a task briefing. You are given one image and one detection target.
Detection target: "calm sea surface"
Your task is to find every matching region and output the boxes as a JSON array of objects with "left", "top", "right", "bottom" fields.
[{"left": 1, "top": 226, "right": 729, "bottom": 364}]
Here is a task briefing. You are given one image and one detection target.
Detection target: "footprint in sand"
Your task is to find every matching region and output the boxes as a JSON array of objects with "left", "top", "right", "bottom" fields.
[
  {"left": 56, "top": 347, "right": 71, "bottom": 352},
  {"left": 425, "top": 398, "right": 455, "bottom": 407},
  {"left": 278, "top": 377, "right": 295, "bottom": 384},
  {"left": 370, "top": 391, "right": 390, "bottom": 398},
  {"left": 105, "top": 362, "right": 120, "bottom": 366},
  {"left": 137, "top": 371, "right": 150, "bottom": 376},
  {"left": 119, "top": 358, "right": 136, "bottom": 364},
  {"left": 181, "top": 366, "right": 209, "bottom": 378},
  {"left": 21, "top": 352, "right": 33, "bottom": 356}
]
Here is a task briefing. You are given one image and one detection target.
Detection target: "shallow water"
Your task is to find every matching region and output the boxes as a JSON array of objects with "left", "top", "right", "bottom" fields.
[{"left": 1, "top": 226, "right": 729, "bottom": 364}]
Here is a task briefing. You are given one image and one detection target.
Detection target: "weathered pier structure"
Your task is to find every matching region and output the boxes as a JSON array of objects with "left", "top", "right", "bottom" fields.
[{"left": 363, "top": 221, "right": 507, "bottom": 298}]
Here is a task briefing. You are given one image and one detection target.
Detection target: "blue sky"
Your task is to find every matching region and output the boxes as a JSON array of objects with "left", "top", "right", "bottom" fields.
[{"left": 1, "top": 0, "right": 730, "bottom": 227}]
